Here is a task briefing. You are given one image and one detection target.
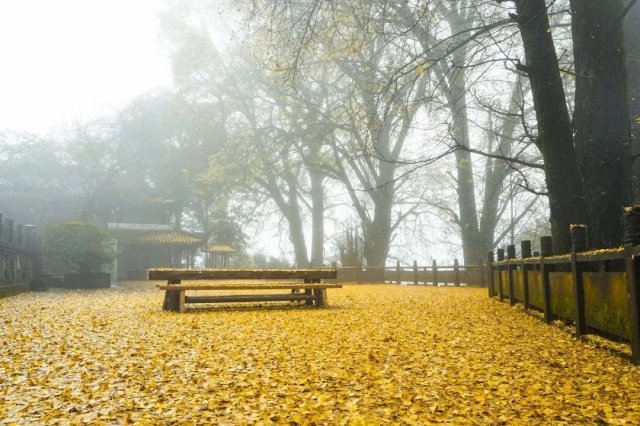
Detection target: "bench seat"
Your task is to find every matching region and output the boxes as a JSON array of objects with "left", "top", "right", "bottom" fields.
[
  {"left": 151, "top": 268, "right": 340, "bottom": 312},
  {"left": 156, "top": 283, "right": 342, "bottom": 291}
]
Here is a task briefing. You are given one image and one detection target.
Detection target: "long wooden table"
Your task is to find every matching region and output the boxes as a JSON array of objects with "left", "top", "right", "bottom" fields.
[{"left": 148, "top": 268, "right": 340, "bottom": 312}]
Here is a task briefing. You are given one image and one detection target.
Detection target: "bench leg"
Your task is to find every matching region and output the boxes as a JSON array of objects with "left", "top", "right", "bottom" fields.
[
  {"left": 313, "top": 288, "right": 327, "bottom": 307},
  {"left": 305, "top": 289, "right": 314, "bottom": 305},
  {"left": 179, "top": 291, "right": 186, "bottom": 313},
  {"left": 162, "top": 279, "right": 182, "bottom": 312},
  {"left": 163, "top": 289, "right": 185, "bottom": 312}
]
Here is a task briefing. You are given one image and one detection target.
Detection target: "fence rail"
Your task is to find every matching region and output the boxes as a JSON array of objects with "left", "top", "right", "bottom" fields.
[
  {"left": 336, "top": 259, "right": 486, "bottom": 287},
  {"left": 487, "top": 206, "right": 640, "bottom": 364},
  {"left": 0, "top": 212, "right": 41, "bottom": 298}
]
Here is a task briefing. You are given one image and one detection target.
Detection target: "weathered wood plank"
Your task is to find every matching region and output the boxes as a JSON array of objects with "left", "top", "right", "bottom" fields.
[
  {"left": 157, "top": 283, "right": 343, "bottom": 291},
  {"left": 148, "top": 268, "right": 338, "bottom": 280},
  {"left": 184, "top": 293, "right": 315, "bottom": 303}
]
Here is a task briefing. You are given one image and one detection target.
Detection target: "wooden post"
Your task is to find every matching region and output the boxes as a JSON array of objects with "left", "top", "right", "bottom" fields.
[
  {"left": 423, "top": 267, "right": 428, "bottom": 285},
  {"left": 521, "top": 240, "right": 532, "bottom": 310},
  {"left": 487, "top": 251, "right": 495, "bottom": 297},
  {"left": 623, "top": 206, "right": 640, "bottom": 365},
  {"left": 624, "top": 206, "right": 640, "bottom": 363},
  {"left": 314, "top": 288, "right": 328, "bottom": 307},
  {"left": 431, "top": 259, "right": 438, "bottom": 287},
  {"left": 540, "top": 236, "right": 554, "bottom": 323},
  {"left": 162, "top": 279, "right": 182, "bottom": 312},
  {"left": 571, "top": 224, "right": 588, "bottom": 338},
  {"left": 453, "top": 259, "right": 460, "bottom": 287},
  {"left": 356, "top": 261, "right": 362, "bottom": 284},
  {"left": 478, "top": 258, "right": 485, "bottom": 287},
  {"left": 432, "top": 260, "right": 438, "bottom": 287},
  {"left": 413, "top": 260, "right": 418, "bottom": 285},
  {"left": 396, "top": 260, "right": 401, "bottom": 285},
  {"left": 497, "top": 248, "right": 505, "bottom": 301},
  {"left": 507, "top": 245, "right": 516, "bottom": 306}
]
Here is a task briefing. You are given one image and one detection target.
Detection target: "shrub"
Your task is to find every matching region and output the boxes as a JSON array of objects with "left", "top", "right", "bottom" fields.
[{"left": 44, "top": 221, "right": 116, "bottom": 273}]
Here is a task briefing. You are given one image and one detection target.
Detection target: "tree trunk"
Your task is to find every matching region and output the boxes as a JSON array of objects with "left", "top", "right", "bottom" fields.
[
  {"left": 309, "top": 168, "right": 325, "bottom": 266},
  {"left": 625, "top": 3, "right": 640, "bottom": 201},
  {"left": 362, "top": 193, "right": 393, "bottom": 268},
  {"left": 513, "top": 0, "right": 587, "bottom": 253},
  {"left": 283, "top": 202, "right": 309, "bottom": 268},
  {"left": 449, "top": 84, "right": 483, "bottom": 264},
  {"left": 571, "top": 0, "right": 632, "bottom": 248},
  {"left": 478, "top": 79, "right": 524, "bottom": 254}
]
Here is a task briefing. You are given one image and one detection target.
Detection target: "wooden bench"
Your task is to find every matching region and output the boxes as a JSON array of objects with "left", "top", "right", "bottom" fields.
[{"left": 148, "top": 268, "right": 340, "bottom": 312}]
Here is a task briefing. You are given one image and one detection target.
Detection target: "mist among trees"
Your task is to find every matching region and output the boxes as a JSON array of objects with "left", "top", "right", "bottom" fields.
[{"left": 1, "top": 0, "right": 639, "bottom": 267}]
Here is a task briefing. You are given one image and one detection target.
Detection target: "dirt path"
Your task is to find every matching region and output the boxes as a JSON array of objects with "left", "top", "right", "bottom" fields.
[{"left": 1, "top": 284, "right": 638, "bottom": 424}]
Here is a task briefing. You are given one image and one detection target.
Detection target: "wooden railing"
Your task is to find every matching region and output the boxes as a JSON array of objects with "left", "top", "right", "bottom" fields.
[
  {"left": 487, "top": 206, "right": 640, "bottom": 364},
  {"left": 0, "top": 212, "right": 42, "bottom": 297},
  {"left": 336, "top": 259, "right": 487, "bottom": 287}
]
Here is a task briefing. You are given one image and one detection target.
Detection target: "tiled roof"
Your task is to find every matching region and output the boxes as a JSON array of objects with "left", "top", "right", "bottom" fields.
[
  {"left": 206, "top": 244, "right": 236, "bottom": 253},
  {"left": 129, "top": 231, "right": 203, "bottom": 246}
]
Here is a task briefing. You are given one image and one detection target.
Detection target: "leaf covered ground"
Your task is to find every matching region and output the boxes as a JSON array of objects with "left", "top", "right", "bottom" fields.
[{"left": 1, "top": 283, "right": 639, "bottom": 425}]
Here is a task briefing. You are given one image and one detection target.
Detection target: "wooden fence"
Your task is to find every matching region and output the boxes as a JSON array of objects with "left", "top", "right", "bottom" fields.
[
  {"left": 488, "top": 206, "right": 640, "bottom": 364},
  {"left": 0, "top": 212, "right": 42, "bottom": 298},
  {"left": 336, "top": 259, "right": 486, "bottom": 287}
]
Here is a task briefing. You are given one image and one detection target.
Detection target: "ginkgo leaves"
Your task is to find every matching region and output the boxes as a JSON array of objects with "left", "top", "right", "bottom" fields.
[{"left": 0, "top": 284, "right": 639, "bottom": 424}]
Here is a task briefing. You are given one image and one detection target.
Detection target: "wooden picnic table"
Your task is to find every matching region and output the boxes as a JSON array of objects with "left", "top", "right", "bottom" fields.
[{"left": 148, "top": 268, "right": 340, "bottom": 312}]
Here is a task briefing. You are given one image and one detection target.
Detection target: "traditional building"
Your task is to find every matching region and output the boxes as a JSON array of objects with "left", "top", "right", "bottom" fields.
[
  {"left": 204, "top": 244, "right": 236, "bottom": 268},
  {"left": 108, "top": 223, "right": 203, "bottom": 280}
]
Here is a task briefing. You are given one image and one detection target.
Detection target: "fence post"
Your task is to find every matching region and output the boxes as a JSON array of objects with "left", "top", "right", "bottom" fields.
[
  {"left": 413, "top": 260, "right": 418, "bottom": 285},
  {"left": 396, "top": 260, "right": 401, "bottom": 285},
  {"left": 497, "top": 248, "right": 505, "bottom": 301},
  {"left": 623, "top": 206, "right": 640, "bottom": 364},
  {"left": 432, "top": 260, "right": 438, "bottom": 287},
  {"left": 521, "top": 240, "right": 532, "bottom": 310},
  {"left": 571, "top": 224, "right": 589, "bottom": 338},
  {"left": 507, "top": 245, "right": 516, "bottom": 306},
  {"left": 453, "top": 259, "right": 460, "bottom": 287},
  {"left": 478, "top": 258, "right": 485, "bottom": 287},
  {"left": 487, "top": 251, "right": 495, "bottom": 297},
  {"left": 540, "top": 236, "right": 554, "bottom": 323},
  {"left": 357, "top": 261, "right": 363, "bottom": 284},
  {"left": 423, "top": 267, "right": 428, "bottom": 285}
]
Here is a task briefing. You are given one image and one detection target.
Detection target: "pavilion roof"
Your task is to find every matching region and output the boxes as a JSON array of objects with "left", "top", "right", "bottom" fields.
[
  {"left": 206, "top": 244, "right": 236, "bottom": 253},
  {"left": 110, "top": 229, "right": 203, "bottom": 247}
]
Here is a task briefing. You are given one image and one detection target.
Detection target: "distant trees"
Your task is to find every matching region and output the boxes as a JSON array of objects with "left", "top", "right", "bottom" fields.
[{"left": 4, "top": 0, "right": 638, "bottom": 266}]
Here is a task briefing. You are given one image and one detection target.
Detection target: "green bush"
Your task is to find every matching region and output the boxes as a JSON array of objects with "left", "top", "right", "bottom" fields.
[{"left": 44, "top": 221, "right": 116, "bottom": 273}]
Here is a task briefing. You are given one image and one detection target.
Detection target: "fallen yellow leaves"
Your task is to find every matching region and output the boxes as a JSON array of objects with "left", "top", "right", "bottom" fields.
[{"left": 1, "top": 283, "right": 639, "bottom": 424}]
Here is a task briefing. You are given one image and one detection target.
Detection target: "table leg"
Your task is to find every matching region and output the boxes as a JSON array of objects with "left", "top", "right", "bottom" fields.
[{"left": 313, "top": 288, "right": 327, "bottom": 307}]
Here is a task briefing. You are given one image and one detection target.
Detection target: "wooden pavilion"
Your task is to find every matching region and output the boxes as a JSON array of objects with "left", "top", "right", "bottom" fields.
[
  {"left": 108, "top": 223, "right": 203, "bottom": 280},
  {"left": 205, "top": 244, "right": 236, "bottom": 268}
]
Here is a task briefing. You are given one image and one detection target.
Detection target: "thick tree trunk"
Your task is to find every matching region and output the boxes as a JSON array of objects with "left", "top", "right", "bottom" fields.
[
  {"left": 449, "top": 83, "right": 483, "bottom": 264},
  {"left": 285, "top": 203, "right": 309, "bottom": 268},
  {"left": 267, "top": 174, "right": 309, "bottom": 267},
  {"left": 626, "top": 3, "right": 640, "bottom": 201},
  {"left": 571, "top": 0, "right": 632, "bottom": 248},
  {"left": 309, "top": 169, "right": 325, "bottom": 266},
  {"left": 362, "top": 193, "right": 393, "bottom": 268},
  {"left": 513, "top": 0, "right": 587, "bottom": 253},
  {"left": 478, "top": 80, "right": 523, "bottom": 254}
]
